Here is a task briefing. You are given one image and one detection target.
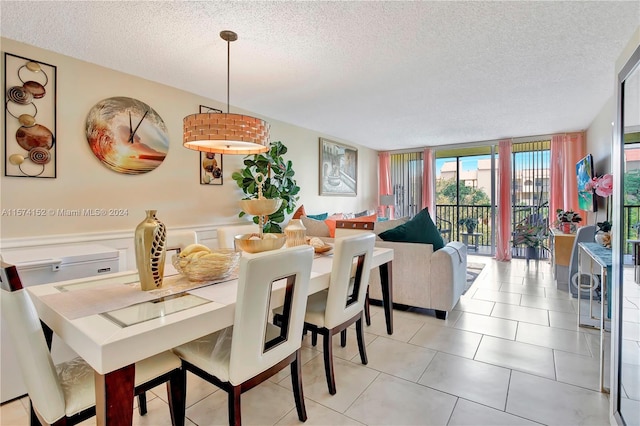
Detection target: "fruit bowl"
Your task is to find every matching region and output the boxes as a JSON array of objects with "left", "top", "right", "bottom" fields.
[
  {"left": 172, "top": 248, "right": 240, "bottom": 282},
  {"left": 234, "top": 233, "right": 286, "bottom": 253}
]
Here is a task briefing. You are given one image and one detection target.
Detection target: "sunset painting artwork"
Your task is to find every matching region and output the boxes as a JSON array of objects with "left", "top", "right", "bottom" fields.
[{"left": 86, "top": 97, "right": 169, "bottom": 174}]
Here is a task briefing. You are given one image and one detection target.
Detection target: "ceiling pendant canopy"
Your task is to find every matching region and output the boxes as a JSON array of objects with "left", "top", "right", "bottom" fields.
[{"left": 183, "top": 30, "right": 269, "bottom": 155}]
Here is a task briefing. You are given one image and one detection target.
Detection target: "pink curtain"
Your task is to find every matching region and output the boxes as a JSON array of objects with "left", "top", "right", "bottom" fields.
[
  {"left": 495, "top": 139, "right": 512, "bottom": 261},
  {"left": 422, "top": 148, "right": 435, "bottom": 215},
  {"left": 549, "top": 135, "right": 564, "bottom": 221},
  {"left": 379, "top": 152, "right": 393, "bottom": 218},
  {"left": 549, "top": 132, "right": 586, "bottom": 222}
]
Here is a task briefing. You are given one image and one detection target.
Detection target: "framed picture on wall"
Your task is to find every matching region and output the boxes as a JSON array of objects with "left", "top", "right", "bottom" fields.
[
  {"left": 198, "top": 104, "right": 223, "bottom": 185},
  {"left": 200, "top": 152, "right": 223, "bottom": 185},
  {"left": 319, "top": 137, "right": 357, "bottom": 196},
  {"left": 4, "top": 53, "right": 57, "bottom": 178}
]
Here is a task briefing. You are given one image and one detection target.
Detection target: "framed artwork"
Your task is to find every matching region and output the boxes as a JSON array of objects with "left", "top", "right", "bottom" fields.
[
  {"left": 576, "top": 153, "right": 597, "bottom": 212},
  {"left": 4, "top": 53, "right": 57, "bottom": 178},
  {"left": 198, "top": 105, "right": 223, "bottom": 185},
  {"left": 319, "top": 137, "right": 357, "bottom": 196},
  {"left": 200, "top": 152, "right": 223, "bottom": 184},
  {"left": 85, "top": 96, "right": 169, "bottom": 174}
]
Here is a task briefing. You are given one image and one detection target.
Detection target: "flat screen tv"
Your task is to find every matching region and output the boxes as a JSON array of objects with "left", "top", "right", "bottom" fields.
[{"left": 576, "top": 154, "right": 597, "bottom": 212}]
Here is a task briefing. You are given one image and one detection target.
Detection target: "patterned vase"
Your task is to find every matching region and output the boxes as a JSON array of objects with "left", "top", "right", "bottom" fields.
[{"left": 134, "top": 210, "right": 167, "bottom": 290}]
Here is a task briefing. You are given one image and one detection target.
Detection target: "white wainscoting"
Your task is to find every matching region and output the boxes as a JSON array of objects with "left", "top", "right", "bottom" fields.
[{"left": 0, "top": 224, "right": 233, "bottom": 272}]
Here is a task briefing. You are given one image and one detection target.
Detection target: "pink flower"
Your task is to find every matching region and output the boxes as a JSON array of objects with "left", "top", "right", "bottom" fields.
[{"left": 593, "top": 174, "right": 613, "bottom": 198}]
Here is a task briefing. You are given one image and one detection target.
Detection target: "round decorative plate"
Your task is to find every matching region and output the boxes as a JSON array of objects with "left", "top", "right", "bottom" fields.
[{"left": 85, "top": 97, "right": 169, "bottom": 174}]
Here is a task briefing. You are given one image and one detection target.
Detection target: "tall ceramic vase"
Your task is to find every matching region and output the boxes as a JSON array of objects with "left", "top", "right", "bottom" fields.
[{"left": 135, "top": 210, "right": 167, "bottom": 291}]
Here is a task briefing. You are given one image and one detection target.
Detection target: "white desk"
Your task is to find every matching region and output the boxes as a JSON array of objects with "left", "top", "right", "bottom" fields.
[
  {"left": 577, "top": 242, "right": 611, "bottom": 393},
  {"left": 27, "top": 247, "right": 393, "bottom": 425}
]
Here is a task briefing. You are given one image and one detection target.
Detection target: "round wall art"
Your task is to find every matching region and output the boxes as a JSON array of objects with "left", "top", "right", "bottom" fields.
[{"left": 85, "top": 96, "right": 169, "bottom": 174}]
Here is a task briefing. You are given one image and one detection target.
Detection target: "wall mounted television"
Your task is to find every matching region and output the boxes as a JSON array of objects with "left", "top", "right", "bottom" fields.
[{"left": 576, "top": 153, "right": 597, "bottom": 212}]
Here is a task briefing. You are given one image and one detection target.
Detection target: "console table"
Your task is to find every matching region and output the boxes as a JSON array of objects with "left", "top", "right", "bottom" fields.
[{"left": 577, "top": 242, "right": 611, "bottom": 393}]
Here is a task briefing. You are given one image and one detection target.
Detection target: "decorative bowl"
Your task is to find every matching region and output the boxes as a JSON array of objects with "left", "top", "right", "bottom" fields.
[
  {"left": 234, "top": 233, "right": 286, "bottom": 253},
  {"left": 239, "top": 199, "right": 282, "bottom": 216},
  {"left": 172, "top": 249, "right": 240, "bottom": 282}
]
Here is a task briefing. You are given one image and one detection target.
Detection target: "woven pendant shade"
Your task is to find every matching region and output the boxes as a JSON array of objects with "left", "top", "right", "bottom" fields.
[
  {"left": 183, "top": 112, "right": 269, "bottom": 154},
  {"left": 183, "top": 30, "right": 269, "bottom": 155}
]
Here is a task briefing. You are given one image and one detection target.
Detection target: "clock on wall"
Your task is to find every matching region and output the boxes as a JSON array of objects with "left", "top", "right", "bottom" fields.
[{"left": 85, "top": 96, "right": 169, "bottom": 174}]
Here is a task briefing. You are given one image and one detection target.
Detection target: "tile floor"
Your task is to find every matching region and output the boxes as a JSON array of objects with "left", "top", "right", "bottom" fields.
[{"left": 0, "top": 256, "right": 617, "bottom": 425}]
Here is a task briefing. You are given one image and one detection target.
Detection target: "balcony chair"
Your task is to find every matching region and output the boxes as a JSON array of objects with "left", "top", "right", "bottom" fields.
[
  {"left": 216, "top": 223, "right": 260, "bottom": 250},
  {"left": 293, "top": 233, "right": 375, "bottom": 395},
  {"left": 568, "top": 225, "right": 598, "bottom": 299},
  {"left": 0, "top": 260, "right": 186, "bottom": 426},
  {"left": 436, "top": 216, "right": 452, "bottom": 243},
  {"left": 172, "top": 245, "right": 314, "bottom": 426}
]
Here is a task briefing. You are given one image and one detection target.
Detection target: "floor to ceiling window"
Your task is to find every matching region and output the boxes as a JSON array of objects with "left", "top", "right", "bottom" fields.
[{"left": 389, "top": 152, "right": 423, "bottom": 219}]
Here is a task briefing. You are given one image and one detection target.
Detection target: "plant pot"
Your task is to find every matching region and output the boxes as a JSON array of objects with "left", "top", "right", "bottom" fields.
[
  {"left": 466, "top": 227, "right": 475, "bottom": 234},
  {"left": 561, "top": 222, "right": 571, "bottom": 233}
]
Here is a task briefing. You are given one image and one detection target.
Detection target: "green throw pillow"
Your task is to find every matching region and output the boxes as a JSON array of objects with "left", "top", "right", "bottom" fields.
[{"left": 378, "top": 208, "right": 445, "bottom": 250}]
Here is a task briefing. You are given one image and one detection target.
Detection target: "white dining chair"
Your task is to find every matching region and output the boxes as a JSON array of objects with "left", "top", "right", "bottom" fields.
[
  {"left": 216, "top": 223, "right": 260, "bottom": 249},
  {"left": 0, "top": 260, "right": 186, "bottom": 426},
  {"left": 172, "top": 245, "right": 314, "bottom": 426},
  {"left": 295, "top": 233, "right": 375, "bottom": 395}
]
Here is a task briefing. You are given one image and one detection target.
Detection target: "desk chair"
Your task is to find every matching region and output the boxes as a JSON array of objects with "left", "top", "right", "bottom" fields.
[
  {"left": 568, "top": 225, "right": 598, "bottom": 299},
  {"left": 173, "top": 245, "right": 314, "bottom": 426},
  {"left": 0, "top": 261, "right": 186, "bottom": 426},
  {"left": 216, "top": 223, "right": 260, "bottom": 250},
  {"left": 300, "top": 233, "right": 375, "bottom": 395}
]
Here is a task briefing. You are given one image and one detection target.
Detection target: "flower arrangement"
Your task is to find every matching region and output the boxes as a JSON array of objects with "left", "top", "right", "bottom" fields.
[
  {"left": 585, "top": 173, "right": 613, "bottom": 198},
  {"left": 513, "top": 222, "right": 547, "bottom": 248}
]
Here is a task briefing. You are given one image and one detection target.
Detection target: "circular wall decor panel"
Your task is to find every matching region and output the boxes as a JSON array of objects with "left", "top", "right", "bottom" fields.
[{"left": 85, "top": 96, "right": 169, "bottom": 174}]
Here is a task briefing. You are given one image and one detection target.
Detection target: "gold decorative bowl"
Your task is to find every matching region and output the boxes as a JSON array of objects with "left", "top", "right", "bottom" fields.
[
  {"left": 234, "top": 233, "right": 286, "bottom": 253},
  {"left": 172, "top": 249, "right": 240, "bottom": 282},
  {"left": 239, "top": 199, "right": 282, "bottom": 216}
]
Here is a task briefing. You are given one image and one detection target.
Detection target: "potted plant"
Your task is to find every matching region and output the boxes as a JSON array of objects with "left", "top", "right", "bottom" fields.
[
  {"left": 232, "top": 141, "right": 300, "bottom": 233},
  {"left": 632, "top": 222, "right": 640, "bottom": 238},
  {"left": 513, "top": 222, "right": 548, "bottom": 263},
  {"left": 458, "top": 217, "right": 478, "bottom": 234},
  {"left": 555, "top": 209, "right": 582, "bottom": 233}
]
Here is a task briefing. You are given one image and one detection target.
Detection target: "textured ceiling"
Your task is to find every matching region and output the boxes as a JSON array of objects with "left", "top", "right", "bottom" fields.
[{"left": 1, "top": 1, "right": 638, "bottom": 151}]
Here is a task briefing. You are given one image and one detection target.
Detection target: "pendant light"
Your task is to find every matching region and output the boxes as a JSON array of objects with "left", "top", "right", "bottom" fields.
[{"left": 183, "top": 30, "right": 269, "bottom": 155}]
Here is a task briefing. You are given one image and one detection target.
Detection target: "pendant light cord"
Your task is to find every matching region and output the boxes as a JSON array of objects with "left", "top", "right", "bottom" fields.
[{"left": 226, "top": 37, "right": 230, "bottom": 114}]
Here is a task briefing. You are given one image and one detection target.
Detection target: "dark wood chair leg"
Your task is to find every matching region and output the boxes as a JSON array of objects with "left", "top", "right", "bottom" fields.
[
  {"left": 435, "top": 310, "right": 447, "bottom": 320},
  {"left": 322, "top": 330, "right": 336, "bottom": 395},
  {"left": 29, "top": 400, "right": 39, "bottom": 426},
  {"left": 137, "top": 393, "right": 147, "bottom": 416},
  {"left": 364, "top": 290, "right": 371, "bottom": 326},
  {"left": 290, "top": 350, "right": 307, "bottom": 422},
  {"left": 229, "top": 385, "right": 242, "bottom": 426},
  {"left": 356, "top": 316, "right": 368, "bottom": 365},
  {"left": 167, "top": 368, "right": 186, "bottom": 426},
  {"left": 311, "top": 329, "right": 318, "bottom": 346},
  {"left": 340, "top": 329, "right": 347, "bottom": 347}
]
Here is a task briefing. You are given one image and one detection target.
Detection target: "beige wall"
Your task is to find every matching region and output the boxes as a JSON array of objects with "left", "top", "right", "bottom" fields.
[{"left": 0, "top": 38, "right": 378, "bottom": 245}]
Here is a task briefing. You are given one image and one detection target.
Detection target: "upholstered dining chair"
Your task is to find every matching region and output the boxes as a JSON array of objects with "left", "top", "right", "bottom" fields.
[
  {"left": 568, "top": 225, "right": 598, "bottom": 299},
  {"left": 172, "top": 245, "right": 314, "bottom": 426},
  {"left": 0, "top": 260, "right": 186, "bottom": 426},
  {"left": 299, "top": 233, "right": 375, "bottom": 395},
  {"left": 216, "top": 223, "right": 260, "bottom": 250}
]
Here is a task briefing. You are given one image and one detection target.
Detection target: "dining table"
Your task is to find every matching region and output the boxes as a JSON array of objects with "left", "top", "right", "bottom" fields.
[{"left": 26, "top": 246, "right": 394, "bottom": 425}]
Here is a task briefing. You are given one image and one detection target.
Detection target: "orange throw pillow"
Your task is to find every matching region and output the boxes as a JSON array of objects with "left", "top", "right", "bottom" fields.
[
  {"left": 292, "top": 205, "right": 306, "bottom": 219},
  {"left": 324, "top": 213, "right": 345, "bottom": 237}
]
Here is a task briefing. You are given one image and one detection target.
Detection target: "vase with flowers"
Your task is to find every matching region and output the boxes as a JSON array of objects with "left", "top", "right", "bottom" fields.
[{"left": 586, "top": 173, "right": 614, "bottom": 247}]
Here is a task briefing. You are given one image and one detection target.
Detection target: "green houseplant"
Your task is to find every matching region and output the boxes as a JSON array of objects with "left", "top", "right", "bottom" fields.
[
  {"left": 458, "top": 217, "right": 478, "bottom": 233},
  {"left": 232, "top": 141, "right": 300, "bottom": 233}
]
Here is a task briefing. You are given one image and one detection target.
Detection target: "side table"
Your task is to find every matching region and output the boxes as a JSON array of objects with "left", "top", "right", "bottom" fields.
[{"left": 461, "top": 232, "right": 482, "bottom": 251}]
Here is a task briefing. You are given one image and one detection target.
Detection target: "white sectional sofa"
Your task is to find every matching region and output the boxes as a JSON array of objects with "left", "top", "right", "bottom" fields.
[{"left": 301, "top": 216, "right": 468, "bottom": 319}]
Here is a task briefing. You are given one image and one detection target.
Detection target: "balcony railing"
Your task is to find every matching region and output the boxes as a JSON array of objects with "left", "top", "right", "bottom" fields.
[{"left": 435, "top": 204, "right": 640, "bottom": 259}]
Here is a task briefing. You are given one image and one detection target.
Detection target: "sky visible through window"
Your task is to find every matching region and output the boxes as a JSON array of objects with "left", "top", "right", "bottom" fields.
[{"left": 436, "top": 152, "right": 550, "bottom": 177}]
